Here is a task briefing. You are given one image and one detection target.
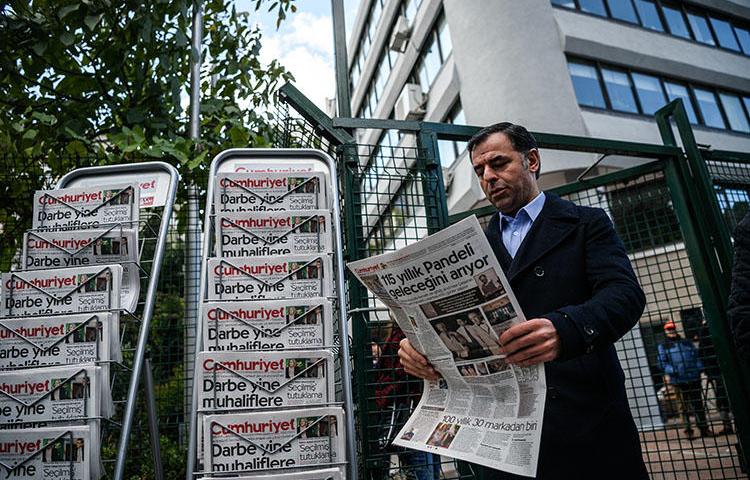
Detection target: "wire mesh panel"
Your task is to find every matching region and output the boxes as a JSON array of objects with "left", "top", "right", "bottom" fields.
[{"left": 467, "top": 165, "right": 745, "bottom": 479}]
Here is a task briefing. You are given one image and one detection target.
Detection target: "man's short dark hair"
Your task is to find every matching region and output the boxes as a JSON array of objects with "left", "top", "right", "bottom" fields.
[{"left": 467, "top": 122, "right": 540, "bottom": 178}]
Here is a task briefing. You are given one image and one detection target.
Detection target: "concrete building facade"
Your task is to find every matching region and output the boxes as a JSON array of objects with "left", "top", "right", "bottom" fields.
[{"left": 345, "top": 0, "right": 750, "bottom": 212}]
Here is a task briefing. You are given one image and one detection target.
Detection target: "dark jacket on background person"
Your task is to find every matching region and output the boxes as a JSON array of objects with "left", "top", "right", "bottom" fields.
[
  {"left": 729, "top": 211, "right": 750, "bottom": 363},
  {"left": 481, "top": 193, "right": 648, "bottom": 480}
]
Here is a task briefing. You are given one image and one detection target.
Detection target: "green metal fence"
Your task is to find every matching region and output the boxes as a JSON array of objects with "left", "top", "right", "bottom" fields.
[{"left": 270, "top": 83, "right": 750, "bottom": 480}]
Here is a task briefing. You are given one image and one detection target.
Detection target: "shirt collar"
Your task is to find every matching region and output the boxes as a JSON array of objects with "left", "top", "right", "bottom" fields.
[{"left": 501, "top": 192, "right": 546, "bottom": 224}]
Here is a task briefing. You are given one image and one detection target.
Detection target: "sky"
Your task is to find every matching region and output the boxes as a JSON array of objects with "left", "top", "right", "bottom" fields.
[{"left": 236, "top": 0, "right": 361, "bottom": 111}]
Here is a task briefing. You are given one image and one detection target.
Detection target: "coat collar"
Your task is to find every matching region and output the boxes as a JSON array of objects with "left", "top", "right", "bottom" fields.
[{"left": 486, "top": 192, "right": 579, "bottom": 281}]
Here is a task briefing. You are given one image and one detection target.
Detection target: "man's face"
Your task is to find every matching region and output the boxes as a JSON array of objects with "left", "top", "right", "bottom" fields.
[
  {"left": 457, "top": 318, "right": 466, "bottom": 327},
  {"left": 469, "top": 313, "right": 481, "bottom": 325},
  {"left": 479, "top": 275, "right": 488, "bottom": 284},
  {"left": 666, "top": 329, "right": 677, "bottom": 339},
  {"left": 471, "top": 132, "right": 540, "bottom": 216}
]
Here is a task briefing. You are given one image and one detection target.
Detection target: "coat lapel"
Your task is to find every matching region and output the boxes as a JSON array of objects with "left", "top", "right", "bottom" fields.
[
  {"left": 507, "top": 193, "right": 579, "bottom": 281},
  {"left": 485, "top": 212, "right": 512, "bottom": 274}
]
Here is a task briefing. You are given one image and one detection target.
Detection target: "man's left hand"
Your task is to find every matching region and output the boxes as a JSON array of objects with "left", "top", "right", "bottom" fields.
[{"left": 499, "top": 318, "right": 561, "bottom": 366}]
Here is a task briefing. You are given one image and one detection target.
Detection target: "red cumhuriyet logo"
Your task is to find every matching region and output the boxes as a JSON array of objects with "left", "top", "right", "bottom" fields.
[
  {"left": 221, "top": 217, "right": 292, "bottom": 229},
  {"left": 0, "top": 440, "right": 41, "bottom": 455},
  {"left": 202, "top": 358, "right": 284, "bottom": 373},
  {"left": 0, "top": 323, "right": 65, "bottom": 339},
  {"left": 38, "top": 191, "right": 102, "bottom": 205},
  {"left": 219, "top": 177, "right": 287, "bottom": 189},
  {"left": 211, "top": 418, "right": 296, "bottom": 436},
  {"left": 27, "top": 237, "right": 92, "bottom": 251},
  {"left": 207, "top": 306, "right": 285, "bottom": 321},
  {"left": 213, "top": 263, "right": 287, "bottom": 277},
  {"left": 4, "top": 275, "right": 77, "bottom": 291},
  {"left": 0, "top": 379, "right": 49, "bottom": 396}
]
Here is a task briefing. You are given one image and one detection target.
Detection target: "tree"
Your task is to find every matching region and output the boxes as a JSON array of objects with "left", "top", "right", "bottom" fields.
[{"left": 0, "top": 0, "right": 296, "bottom": 264}]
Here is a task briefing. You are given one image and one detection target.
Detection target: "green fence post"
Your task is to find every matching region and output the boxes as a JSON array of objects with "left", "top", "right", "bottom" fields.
[
  {"left": 656, "top": 100, "right": 750, "bottom": 468},
  {"left": 416, "top": 128, "right": 450, "bottom": 233}
]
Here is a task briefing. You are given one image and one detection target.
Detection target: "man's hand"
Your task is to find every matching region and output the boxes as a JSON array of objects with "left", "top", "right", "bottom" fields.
[
  {"left": 499, "top": 318, "right": 561, "bottom": 366},
  {"left": 398, "top": 338, "right": 440, "bottom": 380}
]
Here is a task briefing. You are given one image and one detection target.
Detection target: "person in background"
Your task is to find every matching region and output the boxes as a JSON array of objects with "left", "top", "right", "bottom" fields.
[{"left": 658, "top": 321, "right": 715, "bottom": 440}]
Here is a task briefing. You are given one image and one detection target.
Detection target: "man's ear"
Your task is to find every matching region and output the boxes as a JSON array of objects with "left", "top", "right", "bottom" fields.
[{"left": 527, "top": 149, "right": 541, "bottom": 174}]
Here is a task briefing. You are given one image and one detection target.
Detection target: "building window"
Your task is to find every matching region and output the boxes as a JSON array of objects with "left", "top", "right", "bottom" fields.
[
  {"left": 438, "top": 101, "right": 467, "bottom": 167},
  {"left": 719, "top": 93, "right": 750, "bottom": 133},
  {"left": 602, "top": 68, "right": 638, "bottom": 113},
  {"left": 606, "top": 0, "right": 638, "bottom": 24},
  {"left": 633, "top": 0, "right": 663, "bottom": 32},
  {"left": 568, "top": 57, "right": 750, "bottom": 135},
  {"left": 632, "top": 73, "right": 665, "bottom": 115},
  {"left": 411, "top": 13, "right": 452, "bottom": 93},
  {"left": 568, "top": 62, "right": 606, "bottom": 108},
  {"left": 552, "top": 1, "right": 750, "bottom": 57}
]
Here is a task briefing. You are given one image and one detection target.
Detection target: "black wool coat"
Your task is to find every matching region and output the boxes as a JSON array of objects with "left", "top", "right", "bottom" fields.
[
  {"left": 479, "top": 193, "right": 649, "bottom": 480},
  {"left": 729, "top": 211, "right": 750, "bottom": 364}
]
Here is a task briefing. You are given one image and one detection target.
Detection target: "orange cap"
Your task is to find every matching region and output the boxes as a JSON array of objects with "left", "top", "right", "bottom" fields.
[{"left": 663, "top": 321, "right": 676, "bottom": 332}]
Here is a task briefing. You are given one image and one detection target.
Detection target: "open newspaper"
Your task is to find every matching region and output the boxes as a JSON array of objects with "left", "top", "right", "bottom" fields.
[
  {"left": 201, "top": 299, "right": 333, "bottom": 351},
  {"left": 215, "top": 173, "right": 328, "bottom": 213},
  {"left": 32, "top": 183, "right": 139, "bottom": 232},
  {"left": 0, "top": 364, "right": 112, "bottom": 427},
  {"left": 206, "top": 256, "right": 332, "bottom": 301},
  {"left": 202, "top": 467, "right": 344, "bottom": 480},
  {"left": 1, "top": 265, "right": 122, "bottom": 319},
  {"left": 348, "top": 216, "right": 546, "bottom": 478},
  {"left": 0, "top": 425, "right": 99, "bottom": 480},
  {"left": 0, "top": 313, "right": 120, "bottom": 371},
  {"left": 23, "top": 228, "right": 139, "bottom": 312},
  {"left": 202, "top": 406, "right": 344, "bottom": 475},
  {"left": 215, "top": 210, "right": 332, "bottom": 257}
]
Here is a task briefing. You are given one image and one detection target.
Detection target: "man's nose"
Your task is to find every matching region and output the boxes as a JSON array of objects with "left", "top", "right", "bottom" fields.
[{"left": 482, "top": 167, "right": 498, "bottom": 183}]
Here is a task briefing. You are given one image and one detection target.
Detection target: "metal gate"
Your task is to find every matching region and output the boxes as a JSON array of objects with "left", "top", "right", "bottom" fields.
[{"left": 269, "top": 83, "right": 750, "bottom": 479}]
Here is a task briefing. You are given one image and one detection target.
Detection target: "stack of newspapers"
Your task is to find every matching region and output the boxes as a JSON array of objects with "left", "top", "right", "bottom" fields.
[
  {"left": 0, "top": 183, "right": 141, "bottom": 480},
  {"left": 196, "top": 171, "right": 344, "bottom": 479}
]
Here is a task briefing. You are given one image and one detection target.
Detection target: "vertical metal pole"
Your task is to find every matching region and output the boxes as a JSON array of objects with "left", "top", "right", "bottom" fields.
[
  {"left": 185, "top": 1, "right": 204, "bottom": 478},
  {"left": 144, "top": 356, "right": 164, "bottom": 480},
  {"left": 331, "top": 0, "right": 352, "bottom": 118}
]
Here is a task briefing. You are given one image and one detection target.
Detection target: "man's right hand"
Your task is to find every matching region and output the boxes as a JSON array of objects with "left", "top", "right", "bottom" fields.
[{"left": 398, "top": 338, "right": 440, "bottom": 381}]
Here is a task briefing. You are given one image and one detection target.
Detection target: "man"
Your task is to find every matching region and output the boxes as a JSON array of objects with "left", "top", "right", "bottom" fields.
[
  {"left": 455, "top": 317, "right": 487, "bottom": 356},
  {"left": 465, "top": 311, "right": 503, "bottom": 356},
  {"left": 398, "top": 122, "right": 648, "bottom": 479},
  {"left": 477, "top": 273, "right": 503, "bottom": 299},
  {"left": 658, "top": 321, "right": 714, "bottom": 439}
]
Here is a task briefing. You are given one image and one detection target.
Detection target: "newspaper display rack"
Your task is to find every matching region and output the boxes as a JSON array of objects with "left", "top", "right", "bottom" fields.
[
  {"left": 186, "top": 149, "right": 356, "bottom": 479},
  {"left": 0, "top": 162, "right": 179, "bottom": 480}
]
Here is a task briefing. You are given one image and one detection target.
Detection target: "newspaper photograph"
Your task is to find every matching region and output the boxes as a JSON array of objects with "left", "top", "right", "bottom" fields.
[
  {"left": 203, "top": 467, "right": 344, "bottom": 480},
  {"left": 0, "top": 364, "right": 111, "bottom": 427},
  {"left": 206, "top": 255, "right": 332, "bottom": 301},
  {"left": 214, "top": 173, "right": 328, "bottom": 213},
  {"left": 202, "top": 299, "right": 333, "bottom": 351},
  {"left": 32, "top": 183, "right": 139, "bottom": 231},
  {"left": 0, "top": 313, "right": 120, "bottom": 370},
  {"left": 215, "top": 210, "right": 332, "bottom": 257},
  {"left": 196, "top": 350, "right": 335, "bottom": 412},
  {"left": 348, "top": 216, "right": 546, "bottom": 478},
  {"left": 0, "top": 425, "right": 98, "bottom": 479},
  {"left": 23, "top": 227, "right": 139, "bottom": 312},
  {"left": 202, "top": 406, "right": 344, "bottom": 475},
  {"left": 1, "top": 265, "right": 122, "bottom": 318}
]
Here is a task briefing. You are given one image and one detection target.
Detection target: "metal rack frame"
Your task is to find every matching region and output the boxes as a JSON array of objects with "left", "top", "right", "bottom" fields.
[
  {"left": 58, "top": 161, "right": 180, "bottom": 480},
  {"left": 185, "top": 148, "right": 357, "bottom": 479}
]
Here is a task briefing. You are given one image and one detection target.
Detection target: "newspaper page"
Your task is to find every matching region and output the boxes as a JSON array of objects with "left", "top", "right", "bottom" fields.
[
  {"left": 214, "top": 173, "right": 328, "bottom": 213},
  {"left": 1, "top": 265, "right": 122, "bottom": 318},
  {"left": 32, "top": 183, "right": 139, "bottom": 231},
  {"left": 206, "top": 255, "right": 332, "bottom": 301},
  {"left": 215, "top": 210, "right": 332, "bottom": 257},
  {"left": 195, "top": 351, "right": 336, "bottom": 461},
  {"left": 348, "top": 216, "right": 546, "bottom": 478},
  {"left": 201, "top": 299, "right": 333, "bottom": 351},
  {"left": 196, "top": 350, "right": 335, "bottom": 412},
  {"left": 0, "top": 364, "right": 111, "bottom": 427},
  {"left": 0, "top": 313, "right": 121, "bottom": 370},
  {"left": 202, "top": 406, "right": 344, "bottom": 475},
  {"left": 202, "top": 467, "right": 344, "bottom": 480},
  {"left": 23, "top": 228, "right": 139, "bottom": 312},
  {"left": 0, "top": 425, "right": 98, "bottom": 479}
]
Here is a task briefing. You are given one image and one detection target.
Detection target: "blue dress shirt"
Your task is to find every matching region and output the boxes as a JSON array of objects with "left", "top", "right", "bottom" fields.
[{"left": 500, "top": 192, "right": 546, "bottom": 258}]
